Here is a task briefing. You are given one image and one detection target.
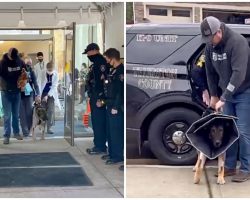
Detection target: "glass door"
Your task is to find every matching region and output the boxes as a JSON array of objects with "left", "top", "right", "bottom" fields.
[{"left": 64, "top": 23, "right": 76, "bottom": 146}]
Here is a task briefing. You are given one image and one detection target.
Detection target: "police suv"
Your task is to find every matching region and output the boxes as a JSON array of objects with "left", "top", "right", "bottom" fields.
[{"left": 126, "top": 23, "right": 250, "bottom": 165}]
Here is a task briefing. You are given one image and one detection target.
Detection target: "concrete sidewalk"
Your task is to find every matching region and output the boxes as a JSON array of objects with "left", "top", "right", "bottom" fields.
[
  {"left": 0, "top": 138, "right": 123, "bottom": 198},
  {"left": 126, "top": 165, "right": 250, "bottom": 198}
]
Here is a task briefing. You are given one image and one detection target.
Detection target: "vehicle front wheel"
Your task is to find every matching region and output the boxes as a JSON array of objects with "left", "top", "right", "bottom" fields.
[{"left": 148, "top": 107, "right": 200, "bottom": 165}]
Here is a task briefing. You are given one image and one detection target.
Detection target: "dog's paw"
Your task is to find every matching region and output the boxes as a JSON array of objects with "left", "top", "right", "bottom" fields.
[
  {"left": 217, "top": 177, "right": 225, "bottom": 185},
  {"left": 194, "top": 174, "right": 201, "bottom": 184},
  {"left": 193, "top": 167, "right": 197, "bottom": 172}
]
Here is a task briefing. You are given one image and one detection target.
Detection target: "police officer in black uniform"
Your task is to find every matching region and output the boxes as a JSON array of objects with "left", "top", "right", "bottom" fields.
[
  {"left": 103, "top": 48, "right": 124, "bottom": 166},
  {"left": 83, "top": 43, "right": 109, "bottom": 155}
]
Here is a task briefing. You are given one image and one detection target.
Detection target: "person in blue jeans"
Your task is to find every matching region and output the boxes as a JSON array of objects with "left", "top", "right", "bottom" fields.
[
  {"left": 201, "top": 16, "right": 250, "bottom": 182},
  {"left": 0, "top": 48, "right": 26, "bottom": 144},
  {"left": 20, "top": 57, "right": 40, "bottom": 138}
]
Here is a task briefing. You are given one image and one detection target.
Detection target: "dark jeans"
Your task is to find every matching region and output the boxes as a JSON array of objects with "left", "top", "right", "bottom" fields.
[
  {"left": 107, "top": 107, "right": 124, "bottom": 161},
  {"left": 20, "top": 95, "right": 33, "bottom": 136},
  {"left": 89, "top": 96, "right": 107, "bottom": 151},
  {"left": 1, "top": 91, "right": 21, "bottom": 138},
  {"left": 223, "top": 88, "right": 250, "bottom": 173}
]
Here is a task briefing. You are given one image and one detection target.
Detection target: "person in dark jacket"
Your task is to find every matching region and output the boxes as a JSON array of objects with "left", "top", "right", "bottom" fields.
[
  {"left": 103, "top": 48, "right": 124, "bottom": 166},
  {"left": 0, "top": 48, "right": 26, "bottom": 144},
  {"left": 20, "top": 57, "right": 40, "bottom": 138},
  {"left": 201, "top": 16, "right": 250, "bottom": 182},
  {"left": 191, "top": 54, "right": 210, "bottom": 106},
  {"left": 83, "top": 43, "right": 110, "bottom": 155}
]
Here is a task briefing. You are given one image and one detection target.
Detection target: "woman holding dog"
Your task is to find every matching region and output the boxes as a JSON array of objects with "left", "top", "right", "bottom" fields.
[
  {"left": 201, "top": 16, "right": 250, "bottom": 182},
  {"left": 20, "top": 57, "right": 40, "bottom": 138}
]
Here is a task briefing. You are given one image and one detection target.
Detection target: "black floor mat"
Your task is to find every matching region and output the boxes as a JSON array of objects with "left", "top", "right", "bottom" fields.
[
  {"left": 0, "top": 152, "right": 79, "bottom": 167},
  {"left": 0, "top": 167, "right": 92, "bottom": 187},
  {"left": 0, "top": 152, "right": 93, "bottom": 187}
]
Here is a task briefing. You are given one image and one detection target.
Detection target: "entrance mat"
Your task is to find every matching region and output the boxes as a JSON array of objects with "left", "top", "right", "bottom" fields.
[
  {"left": 0, "top": 167, "right": 93, "bottom": 187},
  {"left": 0, "top": 152, "right": 79, "bottom": 167}
]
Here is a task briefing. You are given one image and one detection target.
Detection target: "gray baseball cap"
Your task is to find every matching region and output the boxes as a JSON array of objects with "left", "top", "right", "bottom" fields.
[{"left": 200, "top": 16, "right": 221, "bottom": 43}]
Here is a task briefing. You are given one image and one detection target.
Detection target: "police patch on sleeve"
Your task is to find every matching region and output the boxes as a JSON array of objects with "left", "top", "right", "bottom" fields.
[
  {"left": 120, "top": 74, "right": 124, "bottom": 82},
  {"left": 100, "top": 65, "right": 106, "bottom": 72}
]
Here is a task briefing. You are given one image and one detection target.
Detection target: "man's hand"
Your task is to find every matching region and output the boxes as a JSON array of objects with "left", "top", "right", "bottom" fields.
[
  {"left": 111, "top": 109, "right": 118, "bottom": 115},
  {"left": 35, "top": 95, "right": 41, "bottom": 103},
  {"left": 210, "top": 96, "right": 220, "bottom": 109},
  {"left": 202, "top": 89, "right": 210, "bottom": 106},
  {"left": 42, "top": 95, "right": 48, "bottom": 103},
  {"left": 215, "top": 100, "right": 225, "bottom": 112}
]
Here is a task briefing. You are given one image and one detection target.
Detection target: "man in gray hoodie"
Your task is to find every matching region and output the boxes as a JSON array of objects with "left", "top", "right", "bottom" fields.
[{"left": 201, "top": 16, "right": 250, "bottom": 182}]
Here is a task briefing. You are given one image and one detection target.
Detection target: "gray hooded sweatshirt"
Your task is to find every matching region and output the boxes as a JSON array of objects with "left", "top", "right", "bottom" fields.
[{"left": 205, "top": 23, "right": 250, "bottom": 101}]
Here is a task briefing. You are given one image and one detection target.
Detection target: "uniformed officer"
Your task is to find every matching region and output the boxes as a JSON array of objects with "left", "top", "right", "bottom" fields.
[
  {"left": 103, "top": 48, "right": 124, "bottom": 165},
  {"left": 83, "top": 43, "right": 109, "bottom": 155},
  {"left": 191, "top": 54, "right": 210, "bottom": 106}
]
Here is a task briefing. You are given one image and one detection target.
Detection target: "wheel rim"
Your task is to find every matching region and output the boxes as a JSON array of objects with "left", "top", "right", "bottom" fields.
[{"left": 163, "top": 122, "right": 193, "bottom": 154}]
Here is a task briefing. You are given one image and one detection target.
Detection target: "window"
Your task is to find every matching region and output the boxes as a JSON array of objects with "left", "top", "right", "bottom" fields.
[
  {"left": 126, "top": 33, "right": 194, "bottom": 65},
  {"left": 172, "top": 9, "right": 191, "bottom": 17},
  {"left": 149, "top": 8, "right": 168, "bottom": 16}
]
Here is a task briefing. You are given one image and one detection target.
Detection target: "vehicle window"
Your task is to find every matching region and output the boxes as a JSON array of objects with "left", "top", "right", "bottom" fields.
[
  {"left": 126, "top": 33, "right": 135, "bottom": 45},
  {"left": 126, "top": 33, "right": 194, "bottom": 65}
]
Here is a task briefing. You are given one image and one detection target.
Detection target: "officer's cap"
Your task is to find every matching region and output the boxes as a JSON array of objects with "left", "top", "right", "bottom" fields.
[{"left": 82, "top": 43, "right": 100, "bottom": 54}]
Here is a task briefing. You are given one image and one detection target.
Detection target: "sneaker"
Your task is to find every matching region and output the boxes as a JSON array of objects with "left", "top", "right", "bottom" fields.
[
  {"left": 119, "top": 165, "right": 124, "bottom": 171},
  {"left": 14, "top": 134, "right": 23, "bottom": 140},
  {"left": 232, "top": 171, "right": 250, "bottom": 183},
  {"left": 86, "top": 147, "right": 106, "bottom": 155},
  {"left": 47, "top": 129, "right": 54, "bottom": 134},
  {"left": 214, "top": 168, "right": 236, "bottom": 177},
  {"left": 23, "top": 133, "right": 30, "bottom": 137},
  {"left": 3, "top": 137, "right": 9, "bottom": 145},
  {"left": 106, "top": 158, "right": 124, "bottom": 165},
  {"left": 101, "top": 154, "right": 111, "bottom": 160}
]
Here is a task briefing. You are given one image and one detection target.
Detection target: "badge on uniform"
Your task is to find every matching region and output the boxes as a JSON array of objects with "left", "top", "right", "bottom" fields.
[
  {"left": 100, "top": 65, "right": 106, "bottom": 72},
  {"left": 120, "top": 74, "right": 124, "bottom": 82}
]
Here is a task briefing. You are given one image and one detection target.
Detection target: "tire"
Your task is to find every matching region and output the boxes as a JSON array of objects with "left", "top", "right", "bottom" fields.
[{"left": 148, "top": 107, "right": 200, "bottom": 165}]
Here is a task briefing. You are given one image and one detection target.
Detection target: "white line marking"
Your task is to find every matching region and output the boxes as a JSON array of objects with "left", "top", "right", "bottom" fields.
[
  {"left": 126, "top": 165, "right": 219, "bottom": 169},
  {"left": 0, "top": 165, "right": 81, "bottom": 169}
]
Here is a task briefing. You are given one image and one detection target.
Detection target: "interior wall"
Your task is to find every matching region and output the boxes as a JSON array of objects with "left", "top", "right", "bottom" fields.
[
  {"left": 0, "top": 12, "right": 102, "bottom": 28},
  {"left": 104, "top": 3, "right": 124, "bottom": 58},
  {"left": 0, "top": 41, "right": 50, "bottom": 65}
]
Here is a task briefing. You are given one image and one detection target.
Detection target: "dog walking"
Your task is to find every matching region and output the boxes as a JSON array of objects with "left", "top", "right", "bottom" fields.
[{"left": 201, "top": 16, "right": 250, "bottom": 182}]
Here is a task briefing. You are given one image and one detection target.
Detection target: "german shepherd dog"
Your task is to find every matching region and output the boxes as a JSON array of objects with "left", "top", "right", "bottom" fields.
[
  {"left": 193, "top": 121, "right": 226, "bottom": 185},
  {"left": 30, "top": 102, "right": 48, "bottom": 141}
]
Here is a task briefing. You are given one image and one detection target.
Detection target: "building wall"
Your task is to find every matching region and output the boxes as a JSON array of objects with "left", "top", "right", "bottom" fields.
[
  {"left": 0, "top": 40, "right": 50, "bottom": 64},
  {"left": 134, "top": 2, "right": 250, "bottom": 24},
  {"left": 104, "top": 3, "right": 124, "bottom": 58}
]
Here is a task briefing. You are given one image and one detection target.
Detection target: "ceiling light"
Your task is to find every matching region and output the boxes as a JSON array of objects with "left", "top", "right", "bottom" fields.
[
  {"left": 88, "top": 6, "right": 91, "bottom": 18},
  {"left": 18, "top": 20, "right": 26, "bottom": 28},
  {"left": 18, "top": 7, "right": 26, "bottom": 28},
  {"left": 57, "top": 20, "right": 67, "bottom": 27}
]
